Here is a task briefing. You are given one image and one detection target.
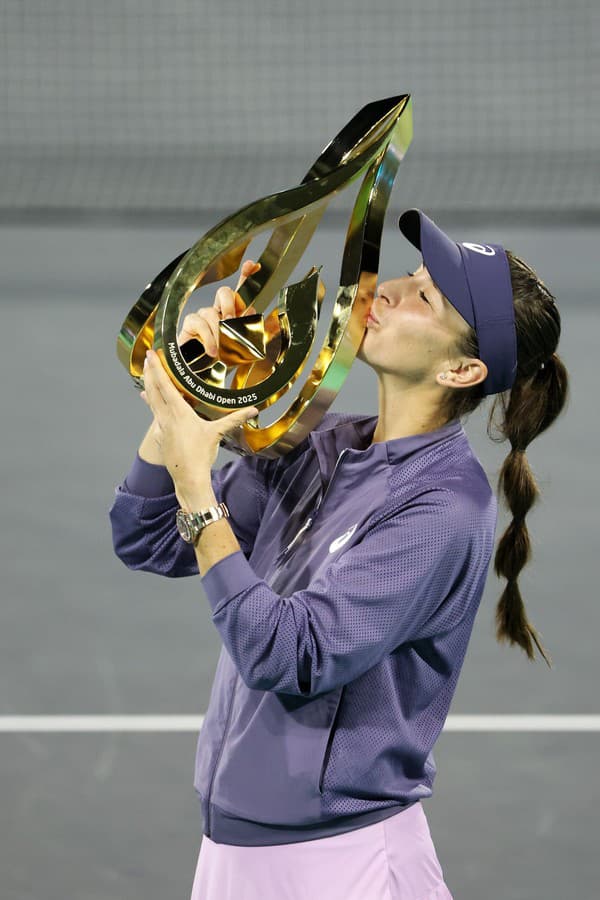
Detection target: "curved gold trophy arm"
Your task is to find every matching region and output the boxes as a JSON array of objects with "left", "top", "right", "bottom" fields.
[{"left": 117, "top": 94, "right": 413, "bottom": 459}]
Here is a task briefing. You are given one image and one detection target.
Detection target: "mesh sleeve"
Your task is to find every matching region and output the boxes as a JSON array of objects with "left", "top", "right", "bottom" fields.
[
  {"left": 108, "top": 451, "right": 280, "bottom": 577},
  {"left": 201, "top": 489, "right": 483, "bottom": 697}
]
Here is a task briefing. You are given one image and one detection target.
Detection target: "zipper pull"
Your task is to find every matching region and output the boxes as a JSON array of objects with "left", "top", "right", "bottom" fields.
[
  {"left": 284, "top": 516, "right": 313, "bottom": 553},
  {"left": 272, "top": 449, "right": 348, "bottom": 570},
  {"left": 274, "top": 516, "right": 314, "bottom": 567}
]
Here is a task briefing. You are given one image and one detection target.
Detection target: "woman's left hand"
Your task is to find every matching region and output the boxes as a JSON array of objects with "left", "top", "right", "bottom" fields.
[{"left": 141, "top": 348, "right": 259, "bottom": 489}]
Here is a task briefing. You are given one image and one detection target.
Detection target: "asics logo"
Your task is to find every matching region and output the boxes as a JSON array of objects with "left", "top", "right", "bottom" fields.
[
  {"left": 328, "top": 523, "right": 358, "bottom": 554},
  {"left": 461, "top": 242, "right": 495, "bottom": 256}
]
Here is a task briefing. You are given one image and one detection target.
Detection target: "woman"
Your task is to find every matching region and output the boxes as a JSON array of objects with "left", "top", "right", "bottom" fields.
[{"left": 109, "top": 208, "right": 569, "bottom": 899}]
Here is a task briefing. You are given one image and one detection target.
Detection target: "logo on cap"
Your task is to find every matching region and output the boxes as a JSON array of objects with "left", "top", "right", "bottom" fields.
[{"left": 461, "top": 242, "right": 496, "bottom": 256}]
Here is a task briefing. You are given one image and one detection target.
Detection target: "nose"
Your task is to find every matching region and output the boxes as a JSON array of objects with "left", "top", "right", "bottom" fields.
[{"left": 375, "top": 280, "right": 399, "bottom": 303}]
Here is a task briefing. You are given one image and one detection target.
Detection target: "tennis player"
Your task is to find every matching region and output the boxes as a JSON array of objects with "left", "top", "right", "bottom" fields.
[{"left": 109, "top": 208, "right": 569, "bottom": 899}]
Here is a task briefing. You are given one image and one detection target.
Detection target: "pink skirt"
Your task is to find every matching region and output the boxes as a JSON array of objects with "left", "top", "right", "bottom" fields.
[{"left": 189, "top": 801, "right": 453, "bottom": 899}]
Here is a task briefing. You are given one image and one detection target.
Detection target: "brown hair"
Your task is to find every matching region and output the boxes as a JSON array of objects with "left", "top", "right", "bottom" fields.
[{"left": 438, "top": 251, "right": 570, "bottom": 667}]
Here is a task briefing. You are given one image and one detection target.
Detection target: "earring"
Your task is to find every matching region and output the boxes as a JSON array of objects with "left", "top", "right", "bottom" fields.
[{"left": 439, "top": 373, "right": 447, "bottom": 380}]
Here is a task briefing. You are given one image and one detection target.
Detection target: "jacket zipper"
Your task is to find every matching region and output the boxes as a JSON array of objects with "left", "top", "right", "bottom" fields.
[
  {"left": 318, "top": 685, "right": 345, "bottom": 794},
  {"left": 205, "top": 671, "right": 238, "bottom": 839},
  {"left": 205, "top": 447, "right": 349, "bottom": 835},
  {"left": 274, "top": 448, "right": 349, "bottom": 568}
]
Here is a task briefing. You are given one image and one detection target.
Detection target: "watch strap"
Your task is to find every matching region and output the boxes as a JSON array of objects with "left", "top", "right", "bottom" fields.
[{"left": 176, "top": 502, "right": 230, "bottom": 543}]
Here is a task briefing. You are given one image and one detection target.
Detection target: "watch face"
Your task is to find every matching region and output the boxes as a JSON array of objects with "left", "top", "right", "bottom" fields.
[{"left": 176, "top": 509, "right": 193, "bottom": 542}]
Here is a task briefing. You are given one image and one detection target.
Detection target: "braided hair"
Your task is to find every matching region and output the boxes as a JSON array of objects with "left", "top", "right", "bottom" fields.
[{"left": 437, "top": 251, "right": 570, "bottom": 667}]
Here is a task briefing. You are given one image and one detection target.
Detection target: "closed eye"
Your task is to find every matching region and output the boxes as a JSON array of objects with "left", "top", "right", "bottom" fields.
[{"left": 405, "top": 270, "right": 431, "bottom": 305}]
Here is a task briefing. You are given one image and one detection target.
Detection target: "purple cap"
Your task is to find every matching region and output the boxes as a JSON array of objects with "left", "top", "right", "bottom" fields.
[{"left": 398, "top": 208, "right": 517, "bottom": 395}]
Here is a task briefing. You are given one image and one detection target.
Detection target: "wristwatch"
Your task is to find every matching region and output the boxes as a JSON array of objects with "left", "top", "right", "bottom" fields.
[{"left": 176, "top": 502, "right": 230, "bottom": 544}]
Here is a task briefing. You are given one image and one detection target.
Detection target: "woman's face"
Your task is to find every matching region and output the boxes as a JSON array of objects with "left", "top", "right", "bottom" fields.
[{"left": 357, "top": 260, "right": 473, "bottom": 383}]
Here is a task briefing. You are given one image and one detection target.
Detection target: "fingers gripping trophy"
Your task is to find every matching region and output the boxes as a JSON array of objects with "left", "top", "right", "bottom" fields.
[{"left": 116, "top": 96, "right": 414, "bottom": 470}]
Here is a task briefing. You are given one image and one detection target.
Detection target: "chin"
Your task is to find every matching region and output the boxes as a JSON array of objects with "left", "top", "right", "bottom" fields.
[
  {"left": 356, "top": 340, "right": 368, "bottom": 362},
  {"left": 355, "top": 342, "right": 376, "bottom": 369}
]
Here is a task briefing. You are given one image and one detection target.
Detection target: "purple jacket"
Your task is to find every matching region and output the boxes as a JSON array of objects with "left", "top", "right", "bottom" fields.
[{"left": 109, "top": 411, "right": 497, "bottom": 846}]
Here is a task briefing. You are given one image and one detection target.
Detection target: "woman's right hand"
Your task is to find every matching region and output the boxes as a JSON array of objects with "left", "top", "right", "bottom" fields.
[
  {"left": 138, "top": 259, "right": 261, "bottom": 467},
  {"left": 177, "top": 259, "right": 261, "bottom": 357}
]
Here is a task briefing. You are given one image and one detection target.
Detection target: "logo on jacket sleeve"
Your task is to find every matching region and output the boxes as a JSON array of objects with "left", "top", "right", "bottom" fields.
[{"left": 328, "top": 522, "right": 358, "bottom": 554}]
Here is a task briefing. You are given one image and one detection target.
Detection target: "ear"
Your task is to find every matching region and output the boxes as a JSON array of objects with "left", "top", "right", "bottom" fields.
[{"left": 441, "top": 358, "right": 488, "bottom": 389}]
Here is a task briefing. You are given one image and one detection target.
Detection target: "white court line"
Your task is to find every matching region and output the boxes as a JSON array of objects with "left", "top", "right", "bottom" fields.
[
  {"left": 0, "top": 716, "right": 206, "bottom": 732},
  {"left": 0, "top": 715, "right": 600, "bottom": 733},
  {"left": 444, "top": 715, "right": 600, "bottom": 732}
]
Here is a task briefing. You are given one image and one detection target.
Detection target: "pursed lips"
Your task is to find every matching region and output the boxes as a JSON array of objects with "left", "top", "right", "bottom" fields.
[
  {"left": 365, "top": 286, "right": 394, "bottom": 324},
  {"left": 368, "top": 292, "right": 388, "bottom": 324}
]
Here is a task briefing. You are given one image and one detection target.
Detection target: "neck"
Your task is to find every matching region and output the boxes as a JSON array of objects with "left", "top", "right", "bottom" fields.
[{"left": 369, "top": 376, "right": 451, "bottom": 444}]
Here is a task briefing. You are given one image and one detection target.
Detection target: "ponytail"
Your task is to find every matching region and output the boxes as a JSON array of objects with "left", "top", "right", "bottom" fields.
[{"left": 438, "top": 255, "right": 570, "bottom": 665}]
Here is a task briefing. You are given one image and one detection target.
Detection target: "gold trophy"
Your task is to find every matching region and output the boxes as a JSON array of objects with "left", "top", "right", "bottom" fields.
[{"left": 116, "top": 95, "right": 413, "bottom": 459}]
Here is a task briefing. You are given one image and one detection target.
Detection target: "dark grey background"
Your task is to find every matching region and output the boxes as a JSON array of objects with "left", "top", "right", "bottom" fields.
[
  {"left": 1, "top": 0, "right": 598, "bottom": 219},
  {"left": 1, "top": 0, "right": 598, "bottom": 897}
]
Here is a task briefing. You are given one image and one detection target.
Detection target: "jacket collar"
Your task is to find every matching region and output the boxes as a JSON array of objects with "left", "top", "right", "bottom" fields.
[{"left": 309, "top": 413, "right": 465, "bottom": 479}]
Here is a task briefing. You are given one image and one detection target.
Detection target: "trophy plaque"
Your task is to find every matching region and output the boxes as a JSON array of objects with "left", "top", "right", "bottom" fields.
[{"left": 116, "top": 94, "right": 413, "bottom": 459}]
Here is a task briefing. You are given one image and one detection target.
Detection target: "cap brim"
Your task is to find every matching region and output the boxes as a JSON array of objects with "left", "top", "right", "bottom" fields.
[
  {"left": 398, "top": 208, "right": 474, "bottom": 328},
  {"left": 397, "top": 208, "right": 424, "bottom": 250}
]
